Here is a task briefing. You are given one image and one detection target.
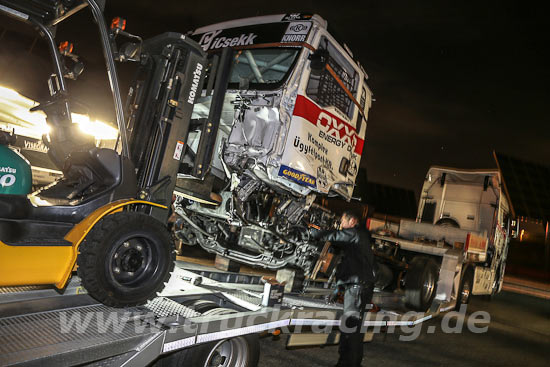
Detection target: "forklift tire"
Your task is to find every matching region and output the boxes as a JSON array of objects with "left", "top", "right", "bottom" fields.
[
  {"left": 455, "top": 268, "right": 474, "bottom": 310},
  {"left": 404, "top": 257, "right": 439, "bottom": 312},
  {"left": 77, "top": 212, "right": 175, "bottom": 307}
]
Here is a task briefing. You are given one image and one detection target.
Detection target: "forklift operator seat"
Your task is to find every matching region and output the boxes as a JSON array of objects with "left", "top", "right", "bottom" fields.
[
  {"left": 0, "top": 147, "right": 139, "bottom": 245},
  {"left": 0, "top": 148, "right": 133, "bottom": 223},
  {"left": 64, "top": 148, "right": 123, "bottom": 194}
]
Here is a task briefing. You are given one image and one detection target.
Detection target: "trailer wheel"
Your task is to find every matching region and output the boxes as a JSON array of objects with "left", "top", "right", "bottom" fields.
[
  {"left": 456, "top": 268, "right": 474, "bottom": 310},
  {"left": 190, "top": 300, "right": 221, "bottom": 314},
  {"left": 405, "top": 257, "right": 439, "bottom": 311},
  {"left": 158, "top": 308, "right": 260, "bottom": 367},
  {"left": 77, "top": 212, "right": 175, "bottom": 307},
  {"left": 158, "top": 334, "right": 260, "bottom": 367}
]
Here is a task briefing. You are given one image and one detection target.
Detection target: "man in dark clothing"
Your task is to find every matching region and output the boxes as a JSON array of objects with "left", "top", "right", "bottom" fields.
[{"left": 312, "top": 211, "right": 376, "bottom": 367}]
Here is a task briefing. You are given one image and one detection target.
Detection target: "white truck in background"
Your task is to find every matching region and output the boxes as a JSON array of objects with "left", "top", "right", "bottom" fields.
[{"left": 369, "top": 166, "right": 516, "bottom": 311}]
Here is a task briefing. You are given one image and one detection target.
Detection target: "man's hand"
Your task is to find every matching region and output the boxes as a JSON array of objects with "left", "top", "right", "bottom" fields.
[
  {"left": 326, "top": 285, "right": 344, "bottom": 304},
  {"left": 307, "top": 224, "right": 322, "bottom": 240}
]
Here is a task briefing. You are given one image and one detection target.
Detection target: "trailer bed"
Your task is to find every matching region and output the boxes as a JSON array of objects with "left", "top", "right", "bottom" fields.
[{"left": 0, "top": 260, "right": 454, "bottom": 366}]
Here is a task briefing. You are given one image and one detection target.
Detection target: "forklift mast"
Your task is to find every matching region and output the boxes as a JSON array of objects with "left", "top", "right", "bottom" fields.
[
  {"left": 0, "top": 0, "right": 236, "bottom": 305},
  {"left": 125, "top": 36, "right": 232, "bottom": 222}
]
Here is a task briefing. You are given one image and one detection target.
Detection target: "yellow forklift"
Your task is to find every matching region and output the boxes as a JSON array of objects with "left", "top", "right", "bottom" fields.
[{"left": 0, "top": 0, "right": 232, "bottom": 306}]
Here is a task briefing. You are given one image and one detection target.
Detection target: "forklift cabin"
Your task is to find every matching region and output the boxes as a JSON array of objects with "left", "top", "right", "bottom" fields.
[{"left": 0, "top": 0, "right": 231, "bottom": 306}]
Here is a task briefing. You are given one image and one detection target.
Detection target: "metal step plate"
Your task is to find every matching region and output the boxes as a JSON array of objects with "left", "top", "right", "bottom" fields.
[{"left": 0, "top": 303, "right": 159, "bottom": 366}]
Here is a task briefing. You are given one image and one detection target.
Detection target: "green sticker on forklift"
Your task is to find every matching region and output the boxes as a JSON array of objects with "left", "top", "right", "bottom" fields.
[{"left": 0, "top": 144, "right": 32, "bottom": 195}]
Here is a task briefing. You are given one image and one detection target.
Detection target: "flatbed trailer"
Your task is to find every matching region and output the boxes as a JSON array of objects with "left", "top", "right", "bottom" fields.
[{"left": 0, "top": 261, "right": 455, "bottom": 367}]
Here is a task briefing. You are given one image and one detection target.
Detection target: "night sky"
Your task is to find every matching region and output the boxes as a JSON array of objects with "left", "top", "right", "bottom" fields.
[{"left": 1, "top": 0, "right": 548, "bottom": 197}]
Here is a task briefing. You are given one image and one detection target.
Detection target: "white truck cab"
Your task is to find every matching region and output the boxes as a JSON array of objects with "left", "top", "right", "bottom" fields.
[
  {"left": 369, "top": 166, "right": 515, "bottom": 311},
  {"left": 418, "top": 167, "right": 512, "bottom": 233}
]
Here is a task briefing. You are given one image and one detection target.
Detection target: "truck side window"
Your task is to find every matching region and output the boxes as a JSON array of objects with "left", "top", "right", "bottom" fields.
[
  {"left": 356, "top": 86, "right": 367, "bottom": 131},
  {"left": 306, "top": 36, "right": 359, "bottom": 119},
  {"left": 420, "top": 201, "right": 437, "bottom": 223}
]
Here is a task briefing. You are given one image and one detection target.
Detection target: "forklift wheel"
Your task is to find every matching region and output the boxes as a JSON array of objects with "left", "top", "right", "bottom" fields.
[{"left": 78, "top": 212, "right": 175, "bottom": 307}]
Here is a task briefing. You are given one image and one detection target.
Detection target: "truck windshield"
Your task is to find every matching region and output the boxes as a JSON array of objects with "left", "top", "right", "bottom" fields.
[{"left": 229, "top": 48, "right": 300, "bottom": 90}]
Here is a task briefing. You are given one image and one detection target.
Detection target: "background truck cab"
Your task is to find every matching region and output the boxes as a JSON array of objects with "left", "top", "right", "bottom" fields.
[
  {"left": 369, "top": 166, "right": 514, "bottom": 311},
  {"left": 417, "top": 167, "right": 513, "bottom": 292}
]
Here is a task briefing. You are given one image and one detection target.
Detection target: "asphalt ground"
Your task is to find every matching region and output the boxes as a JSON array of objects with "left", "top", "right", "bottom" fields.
[{"left": 257, "top": 291, "right": 550, "bottom": 367}]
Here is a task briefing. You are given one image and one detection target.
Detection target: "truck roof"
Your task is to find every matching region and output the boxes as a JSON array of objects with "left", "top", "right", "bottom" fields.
[
  {"left": 426, "top": 166, "right": 502, "bottom": 187},
  {"left": 190, "top": 13, "right": 364, "bottom": 71},
  {"left": 428, "top": 166, "right": 500, "bottom": 177}
]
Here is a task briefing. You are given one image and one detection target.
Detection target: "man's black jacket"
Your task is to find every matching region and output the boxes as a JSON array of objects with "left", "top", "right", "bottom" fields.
[{"left": 314, "top": 226, "right": 376, "bottom": 284}]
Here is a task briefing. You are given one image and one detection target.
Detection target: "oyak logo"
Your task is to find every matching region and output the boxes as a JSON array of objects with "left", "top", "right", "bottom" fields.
[
  {"left": 316, "top": 111, "right": 357, "bottom": 148},
  {"left": 292, "top": 95, "right": 364, "bottom": 155}
]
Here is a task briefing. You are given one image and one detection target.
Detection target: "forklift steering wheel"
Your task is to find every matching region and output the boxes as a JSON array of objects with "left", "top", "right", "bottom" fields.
[
  {"left": 30, "top": 96, "right": 89, "bottom": 114},
  {"left": 29, "top": 98, "right": 63, "bottom": 113}
]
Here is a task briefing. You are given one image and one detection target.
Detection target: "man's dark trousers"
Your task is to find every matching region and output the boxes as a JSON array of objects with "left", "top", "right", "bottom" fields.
[{"left": 337, "top": 277, "right": 374, "bottom": 367}]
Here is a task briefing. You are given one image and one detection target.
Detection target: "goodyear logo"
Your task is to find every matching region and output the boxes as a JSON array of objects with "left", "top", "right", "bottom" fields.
[{"left": 279, "top": 165, "right": 316, "bottom": 188}]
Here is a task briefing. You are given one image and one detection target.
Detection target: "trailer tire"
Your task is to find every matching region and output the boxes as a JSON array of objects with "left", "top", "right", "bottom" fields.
[
  {"left": 156, "top": 306, "right": 259, "bottom": 366},
  {"left": 77, "top": 212, "right": 175, "bottom": 307},
  {"left": 159, "top": 331, "right": 260, "bottom": 367},
  {"left": 405, "top": 257, "right": 439, "bottom": 311},
  {"left": 190, "top": 300, "right": 221, "bottom": 314},
  {"left": 456, "top": 268, "right": 474, "bottom": 310}
]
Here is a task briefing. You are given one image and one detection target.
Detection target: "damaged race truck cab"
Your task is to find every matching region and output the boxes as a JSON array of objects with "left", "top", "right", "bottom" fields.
[{"left": 173, "top": 14, "right": 373, "bottom": 275}]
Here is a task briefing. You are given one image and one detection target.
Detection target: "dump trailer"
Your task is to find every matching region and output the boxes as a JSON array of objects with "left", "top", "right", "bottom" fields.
[{"left": 368, "top": 166, "right": 516, "bottom": 311}]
